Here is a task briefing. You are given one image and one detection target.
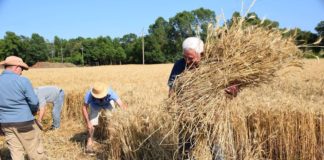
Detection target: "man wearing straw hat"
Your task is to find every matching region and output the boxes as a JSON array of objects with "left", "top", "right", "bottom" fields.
[
  {"left": 34, "top": 86, "right": 65, "bottom": 130},
  {"left": 82, "top": 82, "right": 126, "bottom": 154},
  {"left": 0, "top": 56, "right": 46, "bottom": 159},
  {"left": 168, "top": 37, "right": 238, "bottom": 160}
]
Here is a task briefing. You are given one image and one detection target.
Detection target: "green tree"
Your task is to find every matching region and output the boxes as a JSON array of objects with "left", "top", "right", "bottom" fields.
[
  {"left": 191, "top": 8, "right": 216, "bottom": 41},
  {"left": 93, "top": 36, "right": 115, "bottom": 65},
  {"left": 315, "top": 21, "right": 324, "bottom": 36},
  {"left": 260, "top": 19, "right": 279, "bottom": 29},
  {"left": 112, "top": 38, "right": 126, "bottom": 64},
  {"left": 283, "top": 28, "right": 319, "bottom": 53},
  {"left": 25, "top": 33, "right": 49, "bottom": 65},
  {"left": 168, "top": 8, "right": 216, "bottom": 61},
  {"left": 245, "top": 12, "right": 261, "bottom": 26},
  {"left": 144, "top": 51, "right": 166, "bottom": 64},
  {"left": 315, "top": 21, "right": 324, "bottom": 54},
  {"left": 228, "top": 12, "right": 279, "bottom": 30},
  {"left": 53, "top": 36, "right": 67, "bottom": 62},
  {"left": 82, "top": 38, "right": 97, "bottom": 65},
  {"left": 168, "top": 10, "right": 195, "bottom": 56},
  {"left": 228, "top": 11, "right": 241, "bottom": 26},
  {"left": 169, "top": 11, "right": 195, "bottom": 39},
  {"left": 148, "top": 17, "right": 169, "bottom": 52},
  {"left": 120, "top": 33, "right": 139, "bottom": 63},
  {"left": 62, "top": 37, "right": 86, "bottom": 65},
  {"left": 146, "top": 17, "right": 170, "bottom": 63},
  {"left": 1, "top": 32, "right": 23, "bottom": 58}
]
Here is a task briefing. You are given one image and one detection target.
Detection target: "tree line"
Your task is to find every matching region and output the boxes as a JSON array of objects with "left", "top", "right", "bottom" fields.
[{"left": 0, "top": 8, "right": 323, "bottom": 66}]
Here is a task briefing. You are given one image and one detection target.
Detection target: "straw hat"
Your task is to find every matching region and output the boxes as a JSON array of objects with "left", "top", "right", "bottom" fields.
[
  {"left": 0, "top": 56, "right": 29, "bottom": 70},
  {"left": 91, "top": 82, "right": 108, "bottom": 99}
]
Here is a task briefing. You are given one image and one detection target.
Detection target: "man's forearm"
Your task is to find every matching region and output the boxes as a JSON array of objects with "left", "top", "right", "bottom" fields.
[
  {"left": 116, "top": 99, "right": 127, "bottom": 109},
  {"left": 82, "top": 105, "right": 90, "bottom": 124}
]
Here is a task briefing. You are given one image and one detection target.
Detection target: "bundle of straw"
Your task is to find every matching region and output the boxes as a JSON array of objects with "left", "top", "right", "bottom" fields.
[
  {"left": 170, "top": 18, "right": 303, "bottom": 159},
  {"left": 98, "top": 105, "right": 176, "bottom": 160},
  {"left": 173, "top": 18, "right": 301, "bottom": 106}
]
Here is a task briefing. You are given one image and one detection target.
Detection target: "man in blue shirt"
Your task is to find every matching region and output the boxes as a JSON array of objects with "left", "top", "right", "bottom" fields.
[
  {"left": 82, "top": 82, "right": 126, "bottom": 154},
  {"left": 0, "top": 56, "right": 46, "bottom": 160}
]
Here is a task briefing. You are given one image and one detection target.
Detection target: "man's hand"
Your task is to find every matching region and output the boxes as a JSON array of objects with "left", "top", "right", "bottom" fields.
[
  {"left": 32, "top": 108, "right": 40, "bottom": 116},
  {"left": 115, "top": 99, "right": 127, "bottom": 110},
  {"left": 32, "top": 111, "right": 38, "bottom": 116},
  {"left": 35, "top": 120, "right": 44, "bottom": 131},
  {"left": 225, "top": 84, "right": 239, "bottom": 97}
]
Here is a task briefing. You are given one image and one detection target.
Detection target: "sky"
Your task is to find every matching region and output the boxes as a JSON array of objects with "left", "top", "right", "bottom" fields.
[{"left": 0, "top": 0, "right": 323, "bottom": 41}]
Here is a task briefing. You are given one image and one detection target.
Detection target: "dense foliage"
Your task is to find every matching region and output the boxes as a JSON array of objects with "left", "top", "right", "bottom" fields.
[{"left": 0, "top": 9, "right": 322, "bottom": 66}]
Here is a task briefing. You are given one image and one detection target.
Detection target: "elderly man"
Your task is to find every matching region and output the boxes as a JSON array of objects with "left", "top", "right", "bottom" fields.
[
  {"left": 34, "top": 86, "right": 65, "bottom": 130},
  {"left": 82, "top": 82, "right": 126, "bottom": 154},
  {"left": 0, "top": 56, "right": 46, "bottom": 160},
  {"left": 168, "top": 37, "right": 239, "bottom": 96},
  {"left": 168, "top": 37, "right": 204, "bottom": 96},
  {"left": 168, "top": 37, "right": 238, "bottom": 160}
]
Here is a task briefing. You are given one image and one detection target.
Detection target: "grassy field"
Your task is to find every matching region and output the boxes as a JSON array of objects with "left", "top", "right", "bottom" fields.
[
  {"left": 0, "top": 64, "right": 172, "bottom": 159},
  {"left": 0, "top": 59, "right": 324, "bottom": 159}
]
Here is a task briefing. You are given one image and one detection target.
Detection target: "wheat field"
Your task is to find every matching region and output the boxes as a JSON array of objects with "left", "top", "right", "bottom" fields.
[
  {"left": 0, "top": 64, "right": 172, "bottom": 159},
  {"left": 0, "top": 59, "right": 324, "bottom": 159}
]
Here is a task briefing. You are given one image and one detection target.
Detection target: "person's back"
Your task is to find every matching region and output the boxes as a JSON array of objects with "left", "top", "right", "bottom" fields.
[
  {"left": 0, "top": 70, "right": 38, "bottom": 123},
  {"left": 34, "top": 85, "right": 65, "bottom": 129},
  {"left": 34, "top": 86, "right": 61, "bottom": 103}
]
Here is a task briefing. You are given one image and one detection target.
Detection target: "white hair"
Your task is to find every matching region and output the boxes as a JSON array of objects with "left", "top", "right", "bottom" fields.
[{"left": 182, "top": 37, "right": 204, "bottom": 55}]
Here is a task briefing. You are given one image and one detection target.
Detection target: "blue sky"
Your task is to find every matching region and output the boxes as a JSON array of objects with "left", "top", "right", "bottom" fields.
[{"left": 0, "top": 0, "right": 323, "bottom": 41}]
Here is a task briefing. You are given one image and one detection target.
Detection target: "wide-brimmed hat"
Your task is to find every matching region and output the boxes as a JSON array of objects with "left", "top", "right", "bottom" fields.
[
  {"left": 0, "top": 56, "right": 29, "bottom": 70},
  {"left": 91, "top": 82, "right": 108, "bottom": 99}
]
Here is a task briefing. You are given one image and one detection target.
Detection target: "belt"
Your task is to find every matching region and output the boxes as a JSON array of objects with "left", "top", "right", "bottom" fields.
[{"left": 0, "top": 120, "right": 35, "bottom": 127}]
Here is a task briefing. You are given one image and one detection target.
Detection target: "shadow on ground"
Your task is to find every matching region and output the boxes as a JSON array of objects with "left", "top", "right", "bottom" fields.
[{"left": 70, "top": 131, "right": 108, "bottom": 159}]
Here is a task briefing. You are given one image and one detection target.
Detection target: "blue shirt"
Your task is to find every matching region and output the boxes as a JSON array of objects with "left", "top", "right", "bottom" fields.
[
  {"left": 167, "top": 58, "right": 186, "bottom": 88},
  {"left": 0, "top": 70, "right": 39, "bottom": 123},
  {"left": 34, "top": 86, "right": 61, "bottom": 107},
  {"left": 84, "top": 87, "right": 119, "bottom": 110}
]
